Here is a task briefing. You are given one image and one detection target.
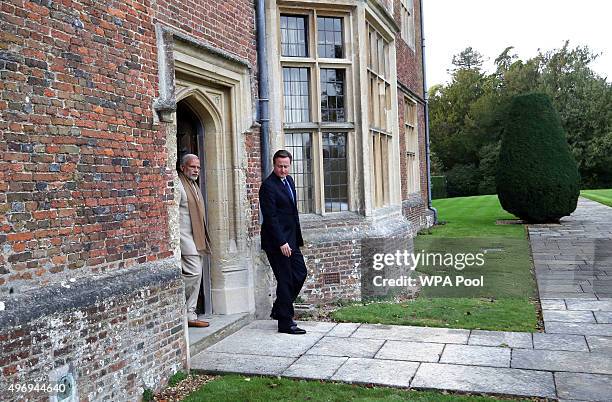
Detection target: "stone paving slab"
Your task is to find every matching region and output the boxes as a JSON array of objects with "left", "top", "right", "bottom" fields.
[
  {"left": 191, "top": 351, "right": 295, "bottom": 375},
  {"left": 545, "top": 322, "right": 612, "bottom": 336},
  {"left": 244, "top": 319, "right": 336, "bottom": 333},
  {"left": 586, "top": 336, "right": 612, "bottom": 353},
  {"left": 374, "top": 340, "right": 443, "bottom": 362},
  {"left": 330, "top": 357, "right": 419, "bottom": 387},
  {"left": 543, "top": 309, "right": 596, "bottom": 323},
  {"left": 326, "top": 323, "right": 360, "bottom": 337},
  {"left": 282, "top": 355, "right": 347, "bottom": 379},
  {"left": 539, "top": 285, "right": 584, "bottom": 293},
  {"left": 540, "top": 292, "right": 599, "bottom": 299},
  {"left": 565, "top": 300, "right": 612, "bottom": 312},
  {"left": 410, "top": 363, "right": 556, "bottom": 398},
  {"left": 468, "top": 330, "right": 532, "bottom": 348},
  {"left": 305, "top": 336, "right": 385, "bottom": 358},
  {"left": 538, "top": 276, "right": 601, "bottom": 284},
  {"left": 532, "top": 333, "right": 589, "bottom": 352},
  {"left": 593, "top": 311, "right": 612, "bottom": 323},
  {"left": 555, "top": 372, "right": 612, "bottom": 402},
  {"left": 540, "top": 299, "right": 567, "bottom": 310},
  {"left": 190, "top": 199, "right": 612, "bottom": 400},
  {"left": 208, "top": 327, "right": 324, "bottom": 357},
  {"left": 351, "top": 323, "right": 469, "bottom": 344},
  {"left": 439, "top": 344, "right": 510, "bottom": 367},
  {"left": 512, "top": 349, "right": 612, "bottom": 375}
]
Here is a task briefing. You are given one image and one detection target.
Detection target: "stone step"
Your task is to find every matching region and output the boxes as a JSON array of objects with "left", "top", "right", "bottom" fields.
[{"left": 188, "top": 312, "right": 253, "bottom": 358}]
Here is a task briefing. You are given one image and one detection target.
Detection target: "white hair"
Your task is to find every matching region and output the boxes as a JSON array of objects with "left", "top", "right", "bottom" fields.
[{"left": 180, "top": 153, "right": 198, "bottom": 167}]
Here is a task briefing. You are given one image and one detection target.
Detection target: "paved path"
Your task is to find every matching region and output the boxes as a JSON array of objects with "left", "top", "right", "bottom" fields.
[{"left": 192, "top": 198, "right": 612, "bottom": 401}]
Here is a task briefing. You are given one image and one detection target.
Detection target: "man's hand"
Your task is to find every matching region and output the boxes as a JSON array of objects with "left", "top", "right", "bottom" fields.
[{"left": 280, "top": 243, "right": 292, "bottom": 257}]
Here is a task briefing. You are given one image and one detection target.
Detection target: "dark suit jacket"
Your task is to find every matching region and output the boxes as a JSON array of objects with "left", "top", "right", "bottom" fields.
[{"left": 259, "top": 173, "right": 304, "bottom": 252}]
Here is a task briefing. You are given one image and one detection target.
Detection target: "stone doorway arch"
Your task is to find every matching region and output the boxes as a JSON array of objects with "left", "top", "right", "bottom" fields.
[
  {"left": 155, "top": 31, "right": 257, "bottom": 317},
  {"left": 176, "top": 99, "right": 213, "bottom": 315},
  {"left": 173, "top": 81, "right": 254, "bottom": 315}
]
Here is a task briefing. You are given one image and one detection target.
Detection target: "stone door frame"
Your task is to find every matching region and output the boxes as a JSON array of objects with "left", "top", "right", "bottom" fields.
[{"left": 154, "top": 24, "right": 256, "bottom": 315}]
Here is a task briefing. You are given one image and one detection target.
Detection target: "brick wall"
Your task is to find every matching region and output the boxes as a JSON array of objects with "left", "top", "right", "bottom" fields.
[
  {"left": 302, "top": 239, "right": 361, "bottom": 303},
  {"left": 245, "top": 126, "right": 262, "bottom": 240},
  {"left": 0, "top": 261, "right": 186, "bottom": 401},
  {"left": 392, "top": 0, "right": 431, "bottom": 227},
  {"left": 0, "top": 0, "right": 259, "bottom": 398},
  {"left": 153, "top": 0, "right": 259, "bottom": 103},
  {"left": 299, "top": 211, "right": 416, "bottom": 303},
  {"left": 394, "top": 0, "right": 424, "bottom": 96},
  {"left": 0, "top": 0, "right": 259, "bottom": 294},
  {"left": 0, "top": 0, "right": 173, "bottom": 292}
]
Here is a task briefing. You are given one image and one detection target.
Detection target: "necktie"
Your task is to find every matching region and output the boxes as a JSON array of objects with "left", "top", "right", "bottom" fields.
[{"left": 282, "top": 178, "right": 295, "bottom": 204}]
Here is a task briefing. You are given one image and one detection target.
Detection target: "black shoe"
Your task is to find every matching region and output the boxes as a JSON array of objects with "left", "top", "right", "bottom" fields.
[
  {"left": 278, "top": 325, "right": 306, "bottom": 335},
  {"left": 271, "top": 311, "right": 296, "bottom": 326}
]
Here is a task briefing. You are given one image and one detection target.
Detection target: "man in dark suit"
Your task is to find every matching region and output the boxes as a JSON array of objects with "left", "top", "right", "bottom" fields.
[{"left": 259, "top": 150, "right": 308, "bottom": 334}]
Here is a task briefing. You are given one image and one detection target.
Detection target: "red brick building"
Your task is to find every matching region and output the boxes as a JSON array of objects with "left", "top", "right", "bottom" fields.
[{"left": 0, "top": 0, "right": 431, "bottom": 399}]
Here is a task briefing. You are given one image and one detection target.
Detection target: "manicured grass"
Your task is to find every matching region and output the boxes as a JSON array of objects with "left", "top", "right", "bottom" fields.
[
  {"left": 184, "top": 375, "right": 525, "bottom": 401},
  {"left": 332, "top": 195, "right": 539, "bottom": 332},
  {"left": 331, "top": 298, "right": 538, "bottom": 332},
  {"left": 581, "top": 189, "right": 612, "bottom": 207},
  {"left": 427, "top": 195, "right": 525, "bottom": 238},
  {"left": 414, "top": 237, "right": 535, "bottom": 299}
]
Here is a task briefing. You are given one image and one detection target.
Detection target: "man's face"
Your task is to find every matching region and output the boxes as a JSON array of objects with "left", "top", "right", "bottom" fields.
[
  {"left": 273, "top": 157, "right": 291, "bottom": 179},
  {"left": 181, "top": 157, "right": 200, "bottom": 181}
]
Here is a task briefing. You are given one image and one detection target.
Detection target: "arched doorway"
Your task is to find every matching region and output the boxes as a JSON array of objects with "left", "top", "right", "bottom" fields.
[{"left": 176, "top": 100, "right": 213, "bottom": 315}]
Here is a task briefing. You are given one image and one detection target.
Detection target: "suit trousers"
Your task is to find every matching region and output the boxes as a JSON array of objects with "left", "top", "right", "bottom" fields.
[
  {"left": 265, "top": 248, "right": 307, "bottom": 330},
  {"left": 181, "top": 254, "right": 207, "bottom": 321}
]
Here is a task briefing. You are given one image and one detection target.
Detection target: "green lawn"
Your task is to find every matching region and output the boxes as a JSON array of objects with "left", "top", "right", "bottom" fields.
[
  {"left": 414, "top": 237, "right": 534, "bottom": 299},
  {"left": 581, "top": 189, "right": 612, "bottom": 207},
  {"left": 184, "top": 375, "right": 526, "bottom": 401},
  {"left": 426, "top": 195, "right": 525, "bottom": 238},
  {"left": 332, "top": 194, "right": 539, "bottom": 332},
  {"left": 331, "top": 298, "right": 537, "bottom": 332}
]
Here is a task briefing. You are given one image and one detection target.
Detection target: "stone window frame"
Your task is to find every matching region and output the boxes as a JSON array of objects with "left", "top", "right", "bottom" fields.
[
  {"left": 400, "top": 0, "right": 415, "bottom": 49},
  {"left": 404, "top": 95, "right": 420, "bottom": 194},
  {"left": 367, "top": 21, "right": 393, "bottom": 208},
  {"left": 277, "top": 7, "right": 356, "bottom": 216}
]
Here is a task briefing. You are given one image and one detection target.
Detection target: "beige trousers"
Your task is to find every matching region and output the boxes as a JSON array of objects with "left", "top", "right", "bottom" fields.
[{"left": 181, "top": 254, "right": 207, "bottom": 321}]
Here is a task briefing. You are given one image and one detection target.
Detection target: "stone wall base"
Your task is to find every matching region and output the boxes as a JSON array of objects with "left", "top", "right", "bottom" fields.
[{"left": 0, "top": 259, "right": 187, "bottom": 402}]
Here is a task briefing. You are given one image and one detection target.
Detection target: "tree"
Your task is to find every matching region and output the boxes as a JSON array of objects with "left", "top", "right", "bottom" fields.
[
  {"left": 496, "top": 93, "right": 580, "bottom": 223},
  {"left": 428, "top": 42, "right": 612, "bottom": 196},
  {"left": 429, "top": 68, "right": 486, "bottom": 171},
  {"left": 446, "top": 164, "right": 479, "bottom": 197},
  {"left": 494, "top": 46, "right": 518, "bottom": 75},
  {"left": 451, "top": 47, "right": 485, "bottom": 71}
]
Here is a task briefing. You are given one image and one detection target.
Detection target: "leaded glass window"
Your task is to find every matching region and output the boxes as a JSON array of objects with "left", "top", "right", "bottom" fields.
[
  {"left": 317, "top": 16, "right": 343, "bottom": 58},
  {"left": 280, "top": 15, "right": 308, "bottom": 57},
  {"left": 322, "top": 133, "right": 348, "bottom": 212},
  {"left": 283, "top": 67, "right": 310, "bottom": 123},
  {"left": 284, "top": 133, "right": 314, "bottom": 213},
  {"left": 320, "top": 69, "right": 345, "bottom": 123}
]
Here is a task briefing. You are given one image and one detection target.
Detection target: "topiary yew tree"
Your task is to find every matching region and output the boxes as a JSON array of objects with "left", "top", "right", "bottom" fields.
[{"left": 496, "top": 93, "right": 580, "bottom": 223}]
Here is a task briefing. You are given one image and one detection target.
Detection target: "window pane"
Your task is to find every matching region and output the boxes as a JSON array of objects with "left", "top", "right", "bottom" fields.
[
  {"left": 320, "top": 69, "right": 345, "bottom": 123},
  {"left": 285, "top": 132, "right": 313, "bottom": 213},
  {"left": 283, "top": 67, "right": 310, "bottom": 123},
  {"left": 317, "top": 16, "right": 343, "bottom": 58},
  {"left": 322, "top": 133, "right": 348, "bottom": 212},
  {"left": 281, "top": 15, "right": 308, "bottom": 57}
]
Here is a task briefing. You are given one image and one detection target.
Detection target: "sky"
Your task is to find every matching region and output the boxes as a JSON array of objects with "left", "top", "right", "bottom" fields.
[{"left": 423, "top": 0, "right": 612, "bottom": 88}]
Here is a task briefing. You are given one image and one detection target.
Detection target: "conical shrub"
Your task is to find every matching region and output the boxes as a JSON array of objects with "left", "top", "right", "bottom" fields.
[{"left": 496, "top": 93, "right": 580, "bottom": 223}]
